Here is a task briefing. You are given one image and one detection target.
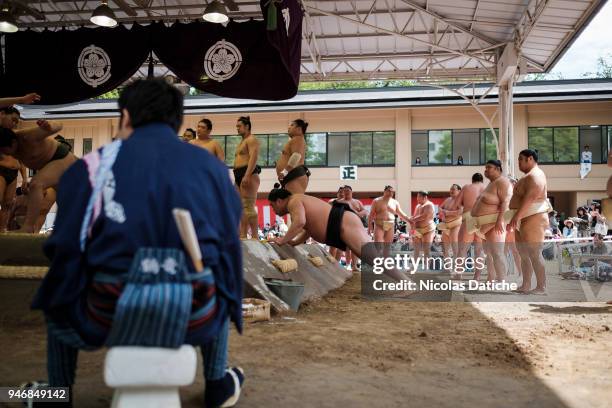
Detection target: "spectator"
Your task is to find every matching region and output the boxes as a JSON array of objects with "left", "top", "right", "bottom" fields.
[
  {"left": 549, "top": 211, "right": 559, "bottom": 235},
  {"left": 581, "top": 144, "right": 592, "bottom": 163},
  {"left": 415, "top": 156, "right": 422, "bottom": 165},
  {"left": 576, "top": 207, "right": 591, "bottom": 237},
  {"left": 445, "top": 154, "right": 452, "bottom": 164},
  {"left": 563, "top": 219, "right": 577, "bottom": 238},
  {"left": 456, "top": 155, "right": 464, "bottom": 165}
]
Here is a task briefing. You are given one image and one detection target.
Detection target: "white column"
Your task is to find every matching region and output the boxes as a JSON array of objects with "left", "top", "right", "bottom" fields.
[{"left": 395, "top": 109, "right": 412, "bottom": 214}]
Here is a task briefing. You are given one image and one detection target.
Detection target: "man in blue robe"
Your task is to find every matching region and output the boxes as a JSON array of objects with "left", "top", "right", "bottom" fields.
[{"left": 31, "top": 79, "right": 244, "bottom": 407}]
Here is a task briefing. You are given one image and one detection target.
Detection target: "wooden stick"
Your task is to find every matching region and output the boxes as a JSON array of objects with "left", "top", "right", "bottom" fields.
[{"left": 172, "top": 208, "right": 203, "bottom": 272}]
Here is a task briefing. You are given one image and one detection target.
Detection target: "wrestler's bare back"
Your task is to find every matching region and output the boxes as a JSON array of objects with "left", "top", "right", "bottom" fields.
[{"left": 460, "top": 183, "right": 485, "bottom": 213}]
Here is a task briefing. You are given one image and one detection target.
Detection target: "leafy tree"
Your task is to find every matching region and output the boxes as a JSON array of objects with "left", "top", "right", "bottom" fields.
[{"left": 582, "top": 53, "right": 612, "bottom": 78}]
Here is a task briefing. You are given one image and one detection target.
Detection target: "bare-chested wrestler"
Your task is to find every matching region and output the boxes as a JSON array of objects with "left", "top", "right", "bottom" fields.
[
  {"left": 328, "top": 186, "right": 345, "bottom": 259},
  {"left": 437, "top": 184, "right": 463, "bottom": 260},
  {"left": 233, "top": 116, "right": 261, "bottom": 239},
  {"left": 455, "top": 173, "right": 486, "bottom": 279},
  {"left": 0, "top": 106, "right": 28, "bottom": 232},
  {"left": 507, "top": 149, "right": 552, "bottom": 294},
  {"left": 505, "top": 178, "right": 522, "bottom": 276},
  {"left": 276, "top": 119, "right": 310, "bottom": 194},
  {"left": 190, "top": 118, "right": 225, "bottom": 162},
  {"left": 267, "top": 185, "right": 411, "bottom": 284},
  {"left": 338, "top": 185, "right": 368, "bottom": 270},
  {"left": 0, "top": 120, "right": 74, "bottom": 233},
  {"left": 470, "top": 160, "right": 513, "bottom": 282},
  {"left": 408, "top": 191, "right": 436, "bottom": 262},
  {"left": 368, "top": 185, "right": 409, "bottom": 243}
]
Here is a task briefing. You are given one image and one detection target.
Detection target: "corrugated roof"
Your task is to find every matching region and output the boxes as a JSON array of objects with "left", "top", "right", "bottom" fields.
[{"left": 17, "top": 78, "right": 612, "bottom": 119}]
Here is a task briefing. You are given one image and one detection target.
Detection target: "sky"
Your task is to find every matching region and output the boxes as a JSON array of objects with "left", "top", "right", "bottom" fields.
[{"left": 548, "top": 1, "right": 612, "bottom": 78}]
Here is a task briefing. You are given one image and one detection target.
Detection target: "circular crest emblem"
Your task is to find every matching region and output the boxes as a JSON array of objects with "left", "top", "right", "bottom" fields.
[
  {"left": 77, "top": 45, "right": 111, "bottom": 88},
  {"left": 204, "top": 40, "right": 242, "bottom": 82}
]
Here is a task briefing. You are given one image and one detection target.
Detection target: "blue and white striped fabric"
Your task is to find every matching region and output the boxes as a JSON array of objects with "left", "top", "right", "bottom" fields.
[{"left": 105, "top": 247, "right": 201, "bottom": 348}]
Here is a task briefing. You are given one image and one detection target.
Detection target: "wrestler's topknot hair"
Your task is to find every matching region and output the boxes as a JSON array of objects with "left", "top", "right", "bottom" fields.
[
  {"left": 269, "top": 183, "right": 292, "bottom": 201},
  {"left": 472, "top": 173, "right": 484, "bottom": 183},
  {"left": 292, "top": 119, "right": 308, "bottom": 134},
  {"left": 418, "top": 191, "right": 429, "bottom": 197},
  {"left": 451, "top": 184, "right": 461, "bottom": 190},
  {"left": 238, "top": 116, "right": 251, "bottom": 130}
]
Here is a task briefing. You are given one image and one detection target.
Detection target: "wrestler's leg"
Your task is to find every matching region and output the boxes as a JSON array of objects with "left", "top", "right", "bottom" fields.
[
  {"left": 441, "top": 231, "right": 451, "bottom": 259},
  {"left": 284, "top": 175, "right": 308, "bottom": 195},
  {"left": 515, "top": 229, "right": 534, "bottom": 292},
  {"left": 521, "top": 214, "right": 548, "bottom": 294},
  {"left": 384, "top": 227, "right": 394, "bottom": 244},
  {"left": 373, "top": 226, "right": 385, "bottom": 242},
  {"left": 484, "top": 226, "right": 507, "bottom": 281},
  {"left": 472, "top": 236, "right": 486, "bottom": 280},
  {"left": 240, "top": 174, "right": 260, "bottom": 239},
  {"left": 422, "top": 230, "right": 435, "bottom": 259},
  {"left": 21, "top": 154, "right": 76, "bottom": 233},
  {"left": 343, "top": 214, "right": 410, "bottom": 284},
  {"left": 449, "top": 225, "right": 461, "bottom": 259},
  {"left": 0, "top": 176, "right": 15, "bottom": 232},
  {"left": 505, "top": 231, "right": 521, "bottom": 276},
  {"left": 35, "top": 188, "right": 56, "bottom": 232}
]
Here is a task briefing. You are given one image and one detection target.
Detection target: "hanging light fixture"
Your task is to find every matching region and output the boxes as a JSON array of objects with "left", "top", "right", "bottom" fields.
[
  {"left": 203, "top": 0, "right": 228, "bottom": 24},
  {"left": 0, "top": 8, "right": 18, "bottom": 33},
  {"left": 90, "top": 0, "right": 118, "bottom": 27}
]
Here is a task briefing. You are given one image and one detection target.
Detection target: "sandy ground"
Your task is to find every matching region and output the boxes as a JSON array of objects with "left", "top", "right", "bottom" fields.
[{"left": 1, "top": 274, "right": 611, "bottom": 408}]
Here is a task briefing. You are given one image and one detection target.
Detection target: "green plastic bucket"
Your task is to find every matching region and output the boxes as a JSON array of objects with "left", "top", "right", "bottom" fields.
[{"left": 264, "top": 278, "right": 305, "bottom": 311}]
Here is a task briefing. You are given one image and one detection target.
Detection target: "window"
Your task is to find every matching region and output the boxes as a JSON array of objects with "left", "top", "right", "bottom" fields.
[
  {"left": 210, "top": 135, "right": 225, "bottom": 154},
  {"left": 256, "top": 135, "right": 269, "bottom": 167},
  {"left": 328, "top": 133, "right": 350, "bottom": 166},
  {"left": 411, "top": 131, "right": 428, "bottom": 165},
  {"left": 267, "top": 134, "right": 287, "bottom": 167},
  {"left": 82, "top": 138, "right": 92, "bottom": 156},
  {"left": 553, "top": 127, "right": 578, "bottom": 163},
  {"left": 428, "top": 130, "right": 452, "bottom": 164},
  {"left": 579, "top": 126, "right": 604, "bottom": 164},
  {"left": 224, "top": 135, "right": 242, "bottom": 166},
  {"left": 350, "top": 132, "right": 372, "bottom": 165},
  {"left": 452, "top": 129, "right": 479, "bottom": 165},
  {"left": 480, "top": 129, "right": 498, "bottom": 163},
  {"left": 528, "top": 128, "right": 553, "bottom": 163},
  {"left": 373, "top": 131, "right": 395, "bottom": 165},
  {"left": 305, "top": 133, "right": 326, "bottom": 165}
]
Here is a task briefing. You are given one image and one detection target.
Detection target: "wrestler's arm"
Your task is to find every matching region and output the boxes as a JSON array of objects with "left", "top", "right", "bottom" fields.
[
  {"left": 285, "top": 137, "right": 305, "bottom": 172},
  {"left": 395, "top": 201, "right": 410, "bottom": 222},
  {"left": 215, "top": 140, "right": 225, "bottom": 162},
  {"left": 241, "top": 137, "right": 259, "bottom": 186},
  {"left": 277, "top": 200, "right": 306, "bottom": 245},
  {"left": 495, "top": 180, "right": 512, "bottom": 233},
  {"left": 368, "top": 201, "right": 378, "bottom": 233},
  {"left": 289, "top": 229, "right": 311, "bottom": 246},
  {"left": 19, "top": 162, "right": 28, "bottom": 193},
  {"left": 17, "top": 120, "right": 63, "bottom": 143},
  {"left": 0, "top": 93, "right": 40, "bottom": 108},
  {"left": 354, "top": 199, "right": 368, "bottom": 218}
]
